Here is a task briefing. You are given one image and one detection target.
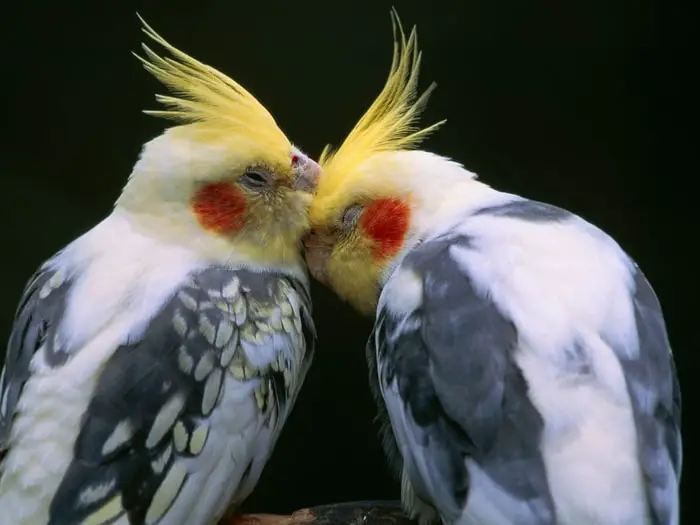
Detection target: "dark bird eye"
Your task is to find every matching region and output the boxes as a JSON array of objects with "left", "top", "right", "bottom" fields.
[
  {"left": 341, "top": 205, "right": 363, "bottom": 228},
  {"left": 240, "top": 169, "right": 269, "bottom": 189}
]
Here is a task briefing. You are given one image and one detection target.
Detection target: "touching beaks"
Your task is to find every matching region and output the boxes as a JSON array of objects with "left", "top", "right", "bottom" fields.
[
  {"left": 291, "top": 152, "right": 321, "bottom": 193},
  {"left": 302, "top": 229, "right": 336, "bottom": 285}
]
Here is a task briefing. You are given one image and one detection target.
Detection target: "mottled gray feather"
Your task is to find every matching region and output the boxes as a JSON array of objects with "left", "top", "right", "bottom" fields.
[
  {"left": 475, "top": 198, "right": 572, "bottom": 223},
  {"left": 1, "top": 260, "right": 74, "bottom": 450},
  {"left": 47, "top": 267, "right": 313, "bottom": 525},
  {"left": 372, "top": 235, "right": 556, "bottom": 524},
  {"left": 610, "top": 267, "right": 681, "bottom": 525},
  {"left": 365, "top": 315, "right": 405, "bottom": 483}
]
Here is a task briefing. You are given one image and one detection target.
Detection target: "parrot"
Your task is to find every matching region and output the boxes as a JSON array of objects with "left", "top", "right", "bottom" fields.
[
  {"left": 303, "top": 10, "right": 682, "bottom": 525},
  {"left": 0, "top": 15, "right": 319, "bottom": 525}
]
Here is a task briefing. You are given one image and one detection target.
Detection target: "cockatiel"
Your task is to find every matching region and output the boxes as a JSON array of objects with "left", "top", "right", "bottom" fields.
[
  {"left": 305, "top": 10, "right": 681, "bottom": 525},
  {"left": 0, "top": 16, "right": 318, "bottom": 525}
]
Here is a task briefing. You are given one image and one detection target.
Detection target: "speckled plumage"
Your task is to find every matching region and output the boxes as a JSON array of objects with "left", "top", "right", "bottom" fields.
[{"left": 0, "top": 213, "right": 315, "bottom": 525}]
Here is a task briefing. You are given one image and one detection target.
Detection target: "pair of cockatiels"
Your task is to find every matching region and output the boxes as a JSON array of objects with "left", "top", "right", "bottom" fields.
[{"left": 0, "top": 8, "right": 681, "bottom": 525}]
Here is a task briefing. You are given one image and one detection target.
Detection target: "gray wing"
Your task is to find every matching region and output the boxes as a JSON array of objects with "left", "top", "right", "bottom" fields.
[
  {"left": 47, "top": 267, "right": 314, "bottom": 525},
  {"left": 1, "top": 261, "right": 75, "bottom": 450},
  {"left": 365, "top": 320, "right": 405, "bottom": 483},
  {"left": 476, "top": 198, "right": 683, "bottom": 523},
  {"left": 615, "top": 267, "right": 681, "bottom": 525},
  {"left": 478, "top": 196, "right": 681, "bottom": 523},
  {"left": 371, "top": 235, "right": 556, "bottom": 524}
]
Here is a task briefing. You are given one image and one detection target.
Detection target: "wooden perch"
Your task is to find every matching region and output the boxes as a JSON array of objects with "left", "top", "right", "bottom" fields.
[{"left": 225, "top": 501, "right": 417, "bottom": 525}]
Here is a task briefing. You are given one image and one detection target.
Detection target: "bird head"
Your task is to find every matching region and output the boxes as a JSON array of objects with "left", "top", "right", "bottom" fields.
[
  {"left": 304, "top": 10, "right": 453, "bottom": 315},
  {"left": 116, "top": 16, "right": 320, "bottom": 271}
]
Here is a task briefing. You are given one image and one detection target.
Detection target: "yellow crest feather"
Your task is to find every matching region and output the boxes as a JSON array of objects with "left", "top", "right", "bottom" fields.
[
  {"left": 318, "top": 8, "right": 445, "bottom": 177},
  {"left": 133, "top": 14, "right": 291, "bottom": 155}
]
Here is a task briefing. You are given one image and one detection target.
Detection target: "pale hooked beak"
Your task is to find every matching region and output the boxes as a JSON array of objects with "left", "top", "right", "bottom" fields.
[{"left": 291, "top": 152, "right": 321, "bottom": 193}]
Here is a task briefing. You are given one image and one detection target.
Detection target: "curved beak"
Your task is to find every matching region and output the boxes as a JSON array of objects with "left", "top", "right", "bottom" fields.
[{"left": 291, "top": 153, "right": 321, "bottom": 194}]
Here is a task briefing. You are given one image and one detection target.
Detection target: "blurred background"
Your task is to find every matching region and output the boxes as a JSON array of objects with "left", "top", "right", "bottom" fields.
[{"left": 2, "top": 0, "right": 692, "bottom": 522}]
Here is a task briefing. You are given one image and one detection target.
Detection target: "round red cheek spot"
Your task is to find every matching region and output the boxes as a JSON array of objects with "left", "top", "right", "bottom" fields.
[
  {"left": 192, "top": 182, "right": 246, "bottom": 235},
  {"left": 360, "top": 197, "right": 410, "bottom": 260}
]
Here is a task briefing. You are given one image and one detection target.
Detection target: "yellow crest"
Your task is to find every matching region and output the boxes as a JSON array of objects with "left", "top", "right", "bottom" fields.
[
  {"left": 133, "top": 14, "right": 291, "bottom": 157},
  {"left": 317, "top": 8, "right": 446, "bottom": 195}
]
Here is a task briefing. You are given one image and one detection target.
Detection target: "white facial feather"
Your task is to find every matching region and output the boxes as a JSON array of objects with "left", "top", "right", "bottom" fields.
[
  {"left": 109, "top": 131, "right": 313, "bottom": 276},
  {"left": 367, "top": 151, "right": 498, "bottom": 240},
  {"left": 361, "top": 151, "right": 511, "bottom": 289}
]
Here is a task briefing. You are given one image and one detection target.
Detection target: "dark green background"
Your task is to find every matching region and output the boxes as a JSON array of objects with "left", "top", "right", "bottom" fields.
[{"left": 3, "top": 0, "right": 692, "bottom": 522}]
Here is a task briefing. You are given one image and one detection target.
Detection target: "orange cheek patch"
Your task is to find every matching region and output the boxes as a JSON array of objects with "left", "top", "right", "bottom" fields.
[
  {"left": 360, "top": 197, "right": 410, "bottom": 260},
  {"left": 192, "top": 182, "right": 246, "bottom": 234}
]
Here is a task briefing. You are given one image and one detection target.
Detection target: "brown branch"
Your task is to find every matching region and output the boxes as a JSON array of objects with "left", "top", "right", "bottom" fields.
[{"left": 224, "top": 501, "right": 417, "bottom": 525}]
